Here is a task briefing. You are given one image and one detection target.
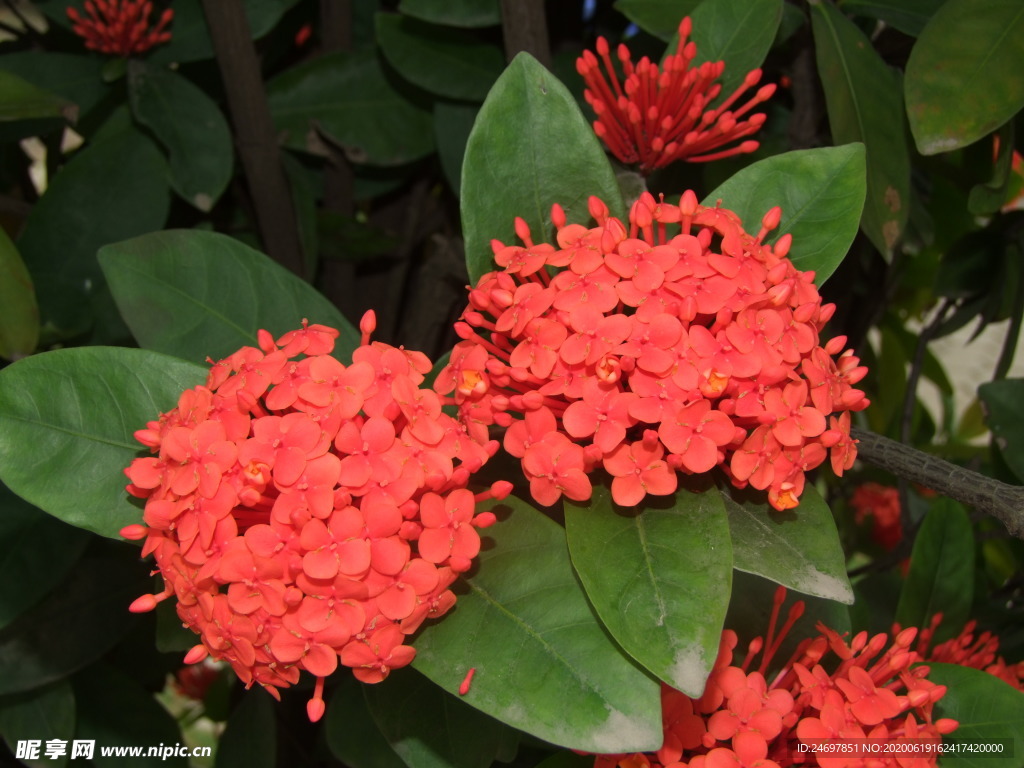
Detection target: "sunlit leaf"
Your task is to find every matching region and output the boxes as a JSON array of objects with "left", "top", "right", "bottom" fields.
[
  {"left": 810, "top": 0, "right": 910, "bottom": 257},
  {"left": 905, "top": 0, "right": 1024, "bottom": 155},
  {"left": 0, "top": 347, "right": 206, "bottom": 538},
  {"left": 702, "top": 144, "right": 866, "bottom": 284},
  {"left": 99, "top": 229, "right": 359, "bottom": 364},
  {"left": 461, "top": 53, "right": 624, "bottom": 283},
  {"left": 565, "top": 484, "right": 732, "bottom": 696},
  {"left": 413, "top": 496, "right": 661, "bottom": 753}
]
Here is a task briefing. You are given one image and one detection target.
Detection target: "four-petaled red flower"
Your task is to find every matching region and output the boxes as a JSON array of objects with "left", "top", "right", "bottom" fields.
[
  {"left": 67, "top": 0, "right": 173, "bottom": 57},
  {"left": 577, "top": 17, "right": 776, "bottom": 174},
  {"left": 437, "top": 192, "right": 869, "bottom": 511},
  {"left": 122, "top": 315, "right": 509, "bottom": 722}
]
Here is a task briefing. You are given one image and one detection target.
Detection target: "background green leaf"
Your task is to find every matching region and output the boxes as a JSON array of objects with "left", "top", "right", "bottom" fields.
[
  {"left": 99, "top": 229, "right": 359, "bottom": 364},
  {"left": 613, "top": 0, "right": 702, "bottom": 41},
  {"left": 905, "top": 0, "right": 1024, "bottom": 155},
  {"left": 565, "top": 484, "right": 732, "bottom": 696},
  {"left": 127, "top": 62, "right": 233, "bottom": 212},
  {"left": 895, "top": 498, "right": 974, "bottom": 641},
  {"left": 325, "top": 676, "right": 407, "bottom": 768},
  {"left": 412, "top": 496, "right": 661, "bottom": 753},
  {"left": 702, "top": 144, "right": 867, "bottom": 284},
  {"left": 434, "top": 100, "right": 479, "bottom": 196},
  {"left": 980, "top": 379, "right": 1024, "bottom": 483},
  {"left": 0, "top": 70, "right": 75, "bottom": 123},
  {"left": 0, "top": 52, "right": 108, "bottom": 120},
  {"left": 723, "top": 485, "right": 854, "bottom": 604},
  {"left": 838, "top": 0, "right": 946, "bottom": 37},
  {"left": 0, "top": 347, "right": 206, "bottom": 538},
  {"left": 0, "top": 681, "right": 74, "bottom": 768},
  {"left": 461, "top": 53, "right": 625, "bottom": 284},
  {"left": 689, "top": 0, "right": 783, "bottom": 99},
  {"left": 0, "top": 226, "right": 39, "bottom": 360},
  {"left": 811, "top": 0, "right": 910, "bottom": 257},
  {"left": 376, "top": 14, "right": 504, "bottom": 101},
  {"left": 398, "top": 0, "right": 500, "bottom": 28},
  {"left": 214, "top": 690, "right": 276, "bottom": 768}
]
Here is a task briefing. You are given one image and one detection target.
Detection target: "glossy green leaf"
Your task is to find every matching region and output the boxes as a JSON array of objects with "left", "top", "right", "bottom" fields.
[
  {"left": 0, "top": 52, "right": 108, "bottom": 119},
  {"left": 928, "top": 663, "right": 1024, "bottom": 767},
  {"left": 376, "top": 14, "right": 504, "bottom": 101},
  {"left": 0, "top": 69, "right": 76, "bottom": 123},
  {"left": 16, "top": 122, "right": 170, "bottom": 337},
  {"left": 461, "top": 53, "right": 624, "bottom": 284},
  {"left": 435, "top": 100, "right": 479, "bottom": 195},
  {"left": 413, "top": 496, "right": 661, "bottom": 753},
  {"left": 0, "top": 681, "right": 75, "bottom": 768},
  {"left": 0, "top": 546, "right": 148, "bottom": 694},
  {"left": 810, "top": 0, "right": 910, "bottom": 257},
  {"left": 895, "top": 498, "right": 974, "bottom": 641},
  {"left": 613, "top": 0, "right": 702, "bottom": 41},
  {"left": 565, "top": 484, "right": 732, "bottom": 696},
  {"left": 906, "top": 0, "right": 1024, "bottom": 155},
  {"left": 214, "top": 690, "right": 276, "bottom": 768},
  {"left": 839, "top": 0, "right": 946, "bottom": 37},
  {"left": 325, "top": 676, "right": 406, "bottom": 768},
  {"left": 979, "top": 379, "right": 1024, "bottom": 483},
  {"left": 0, "top": 227, "right": 38, "bottom": 361},
  {"left": 702, "top": 144, "right": 867, "bottom": 284},
  {"left": 689, "top": 0, "right": 783, "bottom": 99},
  {"left": 364, "top": 667, "right": 508, "bottom": 768},
  {"left": 0, "top": 347, "right": 206, "bottom": 538},
  {"left": 99, "top": 229, "right": 359, "bottom": 365},
  {"left": 268, "top": 51, "right": 435, "bottom": 166},
  {"left": 723, "top": 485, "right": 854, "bottom": 604},
  {"left": 399, "top": 0, "right": 500, "bottom": 27},
  {"left": 0, "top": 484, "right": 90, "bottom": 630},
  {"left": 73, "top": 662, "right": 186, "bottom": 767},
  {"left": 127, "top": 62, "right": 233, "bottom": 212}
]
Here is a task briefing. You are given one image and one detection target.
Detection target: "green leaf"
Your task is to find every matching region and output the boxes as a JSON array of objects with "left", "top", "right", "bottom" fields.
[
  {"left": 969, "top": 123, "right": 1016, "bottom": 216},
  {"left": 564, "top": 484, "right": 732, "bottom": 696},
  {"left": 689, "top": 0, "right": 783, "bottom": 99},
  {"left": 73, "top": 662, "right": 187, "bottom": 767},
  {"left": 928, "top": 663, "right": 1024, "bottom": 767},
  {"left": 0, "top": 69, "right": 75, "bottom": 123},
  {"left": 0, "top": 226, "right": 38, "bottom": 360},
  {"left": 839, "top": 0, "right": 946, "bottom": 37},
  {"left": 0, "top": 681, "right": 75, "bottom": 768},
  {"left": 364, "top": 667, "right": 508, "bottom": 768},
  {"left": 0, "top": 347, "right": 206, "bottom": 538},
  {"left": 702, "top": 144, "right": 867, "bottom": 284},
  {"left": 613, "top": 0, "right": 702, "bottom": 41},
  {"left": 0, "top": 483, "right": 90, "bottom": 630},
  {"left": 461, "top": 53, "right": 625, "bottom": 284},
  {"left": 412, "top": 496, "right": 661, "bottom": 753},
  {"left": 16, "top": 122, "right": 170, "bottom": 337},
  {"left": 905, "top": 0, "right": 1024, "bottom": 155},
  {"left": 435, "top": 100, "right": 479, "bottom": 196},
  {"left": 325, "top": 676, "right": 406, "bottom": 768},
  {"left": 810, "top": 0, "right": 910, "bottom": 257},
  {"left": 214, "top": 690, "right": 276, "bottom": 768},
  {"left": 268, "top": 50, "right": 435, "bottom": 165},
  {"left": 398, "top": 0, "right": 500, "bottom": 27},
  {"left": 979, "top": 379, "right": 1024, "bottom": 483},
  {"left": 0, "top": 52, "right": 108, "bottom": 119},
  {"left": 127, "top": 62, "right": 233, "bottom": 212},
  {"left": 376, "top": 14, "right": 505, "bottom": 101},
  {"left": 99, "top": 229, "right": 359, "bottom": 364},
  {"left": 0, "top": 545, "right": 148, "bottom": 695},
  {"left": 723, "top": 485, "right": 854, "bottom": 604},
  {"left": 895, "top": 499, "right": 974, "bottom": 641}
]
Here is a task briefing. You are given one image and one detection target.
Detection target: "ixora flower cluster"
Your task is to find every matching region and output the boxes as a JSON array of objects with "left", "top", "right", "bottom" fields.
[
  {"left": 121, "top": 315, "right": 508, "bottom": 721},
  {"left": 437, "top": 192, "right": 868, "bottom": 511},
  {"left": 594, "top": 588, "right": 958, "bottom": 768},
  {"left": 577, "top": 17, "right": 776, "bottom": 174},
  {"left": 67, "top": 0, "right": 173, "bottom": 57}
]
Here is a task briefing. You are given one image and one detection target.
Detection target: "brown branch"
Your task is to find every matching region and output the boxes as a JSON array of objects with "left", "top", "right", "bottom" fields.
[
  {"left": 499, "top": 0, "right": 551, "bottom": 69},
  {"left": 201, "top": 0, "right": 304, "bottom": 276},
  {"left": 851, "top": 427, "right": 1024, "bottom": 539}
]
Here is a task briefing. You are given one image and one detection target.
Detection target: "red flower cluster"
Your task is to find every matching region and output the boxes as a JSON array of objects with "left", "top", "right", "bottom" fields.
[
  {"left": 577, "top": 17, "right": 776, "bottom": 174},
  {"left": 67, "top": 0, "right": 173, "bottom": 57},
  {"left": 122, "top": 316, "right": 507, "bottom": 721},
  {"left": 850, "top": 483, "right": 902, "bottom": 551},
  {"left": 594, "top": 588, "right": 958, "bottom": 768},
  {"left": 437, "top": 192, "right": 868, "bottom": 511},
  {"left": 918, "top": 613, "right": 1024, "bottom": 692}
]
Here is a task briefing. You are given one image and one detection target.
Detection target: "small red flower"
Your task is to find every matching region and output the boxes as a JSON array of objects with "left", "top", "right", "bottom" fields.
[
  {"left": 67, "top": 0, "right": 173, "bottom": 57},
  {"left": 577, "top": 17, "right": 776, "bottom": 174},
  {"left": 850, "top": 482, "right": 902, "bottom": 551}
]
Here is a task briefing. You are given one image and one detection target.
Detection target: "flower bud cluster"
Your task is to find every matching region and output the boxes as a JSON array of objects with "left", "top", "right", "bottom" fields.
[
  {"left": 67, "top": 0, "right": 174, "bottom": 57},
  {"left": 122, "top": 316, "right": 507, "bottom": 721},
  {"left": 437, "top": 192, "right": 868, "bottom": 511}
]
